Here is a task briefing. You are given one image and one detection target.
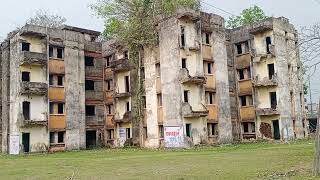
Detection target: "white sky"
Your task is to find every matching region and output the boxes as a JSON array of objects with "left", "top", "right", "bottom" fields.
[{"left": 0, "top": 0, "right": 319, "bottom": 103}]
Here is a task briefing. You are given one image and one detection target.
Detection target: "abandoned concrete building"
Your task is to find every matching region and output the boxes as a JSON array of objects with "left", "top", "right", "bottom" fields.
[{"left": 0, "top": 9, "right": 306, "bottom": 154}]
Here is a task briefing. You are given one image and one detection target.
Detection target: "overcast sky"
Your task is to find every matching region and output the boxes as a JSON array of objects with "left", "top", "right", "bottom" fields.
[{"left": 0, "top": 0, "right": 319, "bottom": 103}]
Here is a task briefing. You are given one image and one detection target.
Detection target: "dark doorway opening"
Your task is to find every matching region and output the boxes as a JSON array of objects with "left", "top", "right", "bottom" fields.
[
  {"left": 22, "top": 133, "right": 30, "bottom": 153},
  {"left": 272, "top": 120, "right": 280, "bottom": 140},
  {"left": 86, "top": 130, "right": 97, "bottom": 149},
  {"left": 268, "top": 64, "right": 275, "bottom": 80},
  {"left": 270, "top": 92, "right": 277, "bottom": 109}
]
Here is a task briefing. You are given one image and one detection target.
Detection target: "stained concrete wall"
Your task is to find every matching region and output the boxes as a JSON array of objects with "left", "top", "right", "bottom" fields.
[
  {"left": 210, "top": 15, "right": 233, "bottom": 144},
  {"left": 63, "top": 31, "right": 86, "bottom": 150},
  {"left": 144, "top": 47, "right": 160, "bottom": 147}
]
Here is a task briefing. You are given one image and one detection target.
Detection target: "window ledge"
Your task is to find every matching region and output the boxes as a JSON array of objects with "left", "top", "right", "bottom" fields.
[
  {"left": 49, "top": 57, "right": 64, "bottom": 61},
  {"left": 50, "top": 114, "right": 65, "bottom": 116}
]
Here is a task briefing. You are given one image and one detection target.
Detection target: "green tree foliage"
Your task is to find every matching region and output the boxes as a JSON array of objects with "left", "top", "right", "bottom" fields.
[
  {"left": 226, "top": 5, "right": 267, "bottom": 28},
  {"left": 91, "top": 0, "right": 200, "bottom": 146}
]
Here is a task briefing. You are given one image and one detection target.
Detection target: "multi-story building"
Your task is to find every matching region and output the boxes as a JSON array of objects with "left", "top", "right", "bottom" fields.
[
  {"left": 103, "top": 9, "right": 306, "bottom": 148},
  {"left": 0, "top": 24, "right": 106, "bottom": 154},
  {"left": 0, "top": 8, "right": 306, "bottom": 154}
]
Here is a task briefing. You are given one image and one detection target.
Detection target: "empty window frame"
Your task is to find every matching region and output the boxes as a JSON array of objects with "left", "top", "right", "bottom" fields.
[
  {"left": 22, "top": 72, "right": 30, "bottom": 82},
  {"left": 159, "top": 125, "right": 164, "bottom": 138},
  {"left": 268, "top": 64, "right": 275, "bottom": 80},
  {"left": 181, "top": 58, "right": 187, "bottom": 69},
  {"left": 85, "top": 56, "right": 95, "bottom": 66},
  {"left": 58, "top": 132, "right": 65, "bottom": 143},
  {"left": 204, "top": 32, "right": 210, "bottom": 44},
  {"left": 50, "top": 132, "right": 55, "bottom": 144},
  {"left": 22, "top": 42, "right": 30, "bottom": 52},
  {"left": 85, "top": 80, "right": 95, "bottom": 90},
  {"left": 126, "top": 128, "right": 131, "bottom": 139},
  {"left": 49, "top": 102, "right": 54, "bottom": 114},
  {"left": 49, "top": 75, "right": 54, "bottom": 85},
  {"left": 57, "top": 103, "right": 64, "bottom": 114},
  {"left": 270, "top": 92, "right": 277, "bottom": 109},
  {"left": 57, "top": 75, "right": 64, "bottom": 86},
  {"left": 106, "top": 80, "right": 112, "bottom": 90},
  {"left": 206, "top": 92, "right": 215, "bottom": 105},
  {"left": 186, "top": 124, "right": 191, "bottom": 137},
  {"left": 181, "top": 26, "right": 186, "bottom": 47},
  {"left": 238, "top": 69, "right": 245, "bottom": 80},
  {"left": 108, "top": 129, "right": 115, "bottom": 139},
  {"left": 266, "top": 36, "right": 272, "bottom": 53},
  {"left": 107, "top": 104, "right": 113, "bottom": 115},
  {"left": 106, "top": 56, "right": 112, "bottom": 67},
  {"left": 124, "top": 76, "right": 130, "bottom": 92},
  {"left": 86, "top": 105, "right": 96, "bottom": 116},
  {"left": 184, "top": 90, "right": 189, "bottom": 103},
  {"left": 243, "top": 122, "right": 255, "bottom": 133},
  {"left": 207, "top": 62, "right": 213, "bottom": 74},
  {"left": 236, "top": 44, "right": 242, "bottom": 55},
  {"left": 57, "top": 48, "right": 64, "bottom": 59},
  {"left": 208, "top": 123, "right": 218, "bottom": 136},
  {"left": 126, "top": 102, "right": 130, "bottom": 112},
  {"left": 22, "top": 101, "right": 30, "bottom": 120},
  {"left": 49, "top": 46, "right": 54, "bottom": 58},
  {"left": 240, "top": 96, "right": 247, "bottom": 106}
]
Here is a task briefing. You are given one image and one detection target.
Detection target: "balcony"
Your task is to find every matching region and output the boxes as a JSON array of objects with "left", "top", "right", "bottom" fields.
[
  {"left": 205, "top": 75, "right": 216, "bottom": 91},
  {"left": 252, "top": 74, "right": 278, "bottom": 87},
  {"left": 182, "top": 103, "right": 208, "bottom": 118},
  {"left": 21, "top": 51, "right": 47, "bottom": 66},
  {"left": 240, "top": 106, "right": 255, "bottom": 121},
  {"left": 158, "top": 107, "right": 163, "bottom": 125},
  {"left": 20, "top": 118, "right": 48, "bottom": 128},
  {"left": 114, "top": 91, "right": 131, "bottom": 99},
  {"left": 179, "top": 69, "right": 206, "bottom": 85},
  {"left": 114, "top": 111, "right": 131, "bottom": 123},
  {"left": 235, "top": 53, "right": 251, "bottom": 69},
  {"left": 20, "top": 24, "right": 47, "bottom": 37},
  {"left": 49, "top": 115, "right": 66, "bottom": 129},
  {"left": 49, "top": 87, "right": 65, "bottom": 101},
  {"left": 252, "top": 45, "right": 276, "bottom": 62},
  {"left": 20, "top": 82, "right": 47, "bottom": 95},
  {"left": 84, "top": 41, "right": 102, "bottom": 53},
  {"left": 202, "top": 45, "right": 213, "bottom": 61},
  {"left": 49, "top": 59, "right": 65, "bottom": 74},
  {"left": 256, "top": 108, "right": 280, "bottom": 116},
  {"left": 110, "top": 58, "right": 132, "bottom": 72},
  {"left": 239, "top": 79, "right": 253, "bottom": 95},
  {"left": 207, "top": 104, "right": 218, "bottom": 122}
]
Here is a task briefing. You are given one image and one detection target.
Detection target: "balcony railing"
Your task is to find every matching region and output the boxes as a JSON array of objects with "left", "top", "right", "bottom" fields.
[
  {"left": 240, "top": 106, "right": 255, "bottom": 121},
  {"left": 179, "top": 68, "right": 206, "bottom": 85},
  {"left": 256, "top": 108, "right": 280, "bottom": 116},
  {"left": 252, "top": 74, "right": 278, "bottom": 87},
  {"left": 21, "top": 51, "right": 47, "bottom": 66},
  {"left": 20, "top": 82, "right": 48, "bottom": 95},
  {"left": 110, "top": 58, "right": 132, "bottom": 72},
  {"left": 182, "top": 102, "right": 208, "bottom": 118},
  {"left": 49, "top": 115, "right": 66, "bottom": 129},
  {"left": 114, "top": 111, "right": 132, "bottom": 123},
  {"left": 114, "top": 91, "right": 131, "bottom": 99}
]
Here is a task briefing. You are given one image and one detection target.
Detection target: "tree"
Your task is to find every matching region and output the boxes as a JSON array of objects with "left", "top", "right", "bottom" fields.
[
  {"left": 26, "top": 9, "right": 66, "bottom": 28},
  {"left": 226, "top": 5, "right": 268, "bottom": 28},
  {"left": 91, "top": 0, "right": 200, "bottom": 146}
]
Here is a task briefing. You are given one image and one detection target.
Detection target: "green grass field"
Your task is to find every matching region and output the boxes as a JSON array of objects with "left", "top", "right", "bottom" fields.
[{"left": 0, "top": 140, "right": 317, "bottom": 180}]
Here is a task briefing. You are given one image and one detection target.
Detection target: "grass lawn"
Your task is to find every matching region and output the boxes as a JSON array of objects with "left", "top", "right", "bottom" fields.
[{"left": 0, "top": 140, "right": 317, "bottom": 180}]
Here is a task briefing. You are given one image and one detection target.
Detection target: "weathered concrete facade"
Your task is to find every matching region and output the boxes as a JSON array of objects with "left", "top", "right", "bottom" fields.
[
  {"left": 0, "top": 9, "right": 306, "bottom": 153},
  {"left": 0, "top": 24, "right": 105, "bottom": 154}
]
